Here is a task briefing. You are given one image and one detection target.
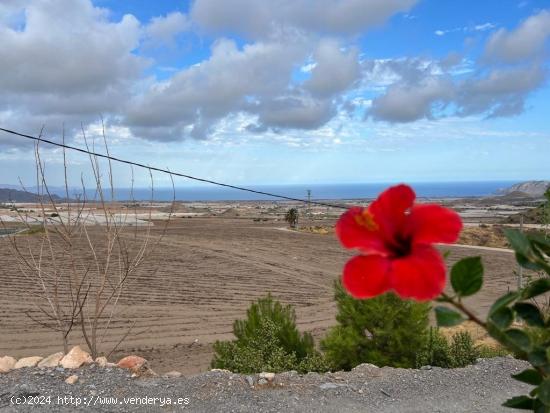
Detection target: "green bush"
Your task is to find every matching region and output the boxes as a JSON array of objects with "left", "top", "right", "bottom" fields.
[
  {"left": 416, "top": 327, "right": 454, "bottom": 368},
  {"left": 321, "top": 282, "right": 431, "bottom": 370},
  {"left": 416, "top": 328, "right": 479, "bottom": 368},
  {"left": 211, "top": 295, "right": 328, "bottom": 373},
  {"left": 476, "top": 344, "right": 510, "bottom": 358},
  {"left": 449, "top": 331, "right": 479, "bottom": 367}
]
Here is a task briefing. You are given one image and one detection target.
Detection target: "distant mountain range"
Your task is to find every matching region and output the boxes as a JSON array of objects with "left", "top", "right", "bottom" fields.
[
  {"left": 497, "top": 181, "right": 550, "bottom": 197},
  {"left": 0, "top": 188, "right": 63, "bottom": 203}
]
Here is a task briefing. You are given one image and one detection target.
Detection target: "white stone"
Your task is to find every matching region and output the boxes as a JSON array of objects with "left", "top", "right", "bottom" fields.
[
  {"left": 38, "top": 352, "right": 64, "bottom": 368},
  {"left": 0, "top": 356, "right": 17, "bottom": 373},
  {"left": 65, "top": 375, "right": 79, "bottom": 384},
  {"left": 94, "top": 356, "right": 108, "bottom": 367},
  {"left": 162, "top": 371, "right": 182, "bottom": 378},
  {"left": 60, "top": 346, "right": 92, "bottom": 369},
  {"left": 14, "top": 357, "right": 43, "bottom": 369},
  {"left": 259, "top": 372, "right": 275, "bottom": 382}
]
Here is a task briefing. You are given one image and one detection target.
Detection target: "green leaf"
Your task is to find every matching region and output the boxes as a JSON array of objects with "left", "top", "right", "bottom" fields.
[
  {"left": 514, "top": 302, "right": 545, "bottom": 327},
  {"left": 513, "top": 369, "right": 543, "bottom": 385},
  {"left": 516, "top": 252, "right": 545, "bottom": 271},
  {"left": 523, "top": 279, "right": 550, "bottom": 300},
  {"left": 506, "top": 329, "right": 532, "bottom": 352},
  {"left": 450, "top": 256, "right": 483, "bottom": 297},
  {"left": 489, "top": 291, "right": 520, "bottom": 316},
  {"left": 502, "top": 395, "right": 534, "bottom": 409},
  {"left": 534, "top": 399, "right": 548, "bottom": 413},
  {"left": 435, "top": 306, "right": 464, "bottom": 327},
  {"left": 490, "top": 306, "right": 514, "bottom": 329},
  {"left": 505, "top": 229, "right": 532, "bottom": 256},
  {"left": 539, "top": 379, "right": 550, "bottom": 406},
  {"left": 529, "top": 349, "right": 548, "bottom": 367},
  {"left": 528, "top": 233, "right": 550, "bottom": 256}
]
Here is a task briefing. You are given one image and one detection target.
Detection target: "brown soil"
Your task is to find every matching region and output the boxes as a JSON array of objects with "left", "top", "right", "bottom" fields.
[
  {"left": 503, "top": 203, "right": 549, "bottom": 224},
  {"left": 0, "top": 218, "right": 522, "bottom": 375},
  {"left": 458, "top": 225, "right": 510, "bottom": 248},
  {"left": 299, "top": 223, "right": 514, "bottom": 249}
]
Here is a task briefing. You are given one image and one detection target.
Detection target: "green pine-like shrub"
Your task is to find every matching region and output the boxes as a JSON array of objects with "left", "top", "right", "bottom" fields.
[
  {"left": 321, "top": 281, "right": 431, "bottom": 370},
  {"left": 211, "top": 294, "right": 328, "bottom": 373},
  {"left": 416, "top": 328, "right": 480, "bottom": 368}
]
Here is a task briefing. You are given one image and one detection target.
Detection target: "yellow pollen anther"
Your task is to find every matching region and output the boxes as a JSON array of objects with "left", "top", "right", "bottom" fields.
[{"left": 354, "top": 209, "right": 378, "bottom": 231}]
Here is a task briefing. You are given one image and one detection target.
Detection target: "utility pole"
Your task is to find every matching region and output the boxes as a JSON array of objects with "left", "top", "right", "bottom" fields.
[
  {"left": 518, "top": 214, "right": 524, "bottom": 290},
  {"left": 307, "top": 189, "right": 311, "bottom": 220}
]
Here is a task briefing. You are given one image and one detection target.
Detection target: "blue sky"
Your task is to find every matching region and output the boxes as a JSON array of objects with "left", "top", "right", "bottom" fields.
[{"left": 0, "top": 0, "right": 549, "bottom": 188}]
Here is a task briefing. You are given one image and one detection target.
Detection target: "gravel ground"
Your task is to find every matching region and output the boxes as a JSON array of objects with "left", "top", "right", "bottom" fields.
[{"left": 0, "top": 357, "right": 532, "bottom": 412}]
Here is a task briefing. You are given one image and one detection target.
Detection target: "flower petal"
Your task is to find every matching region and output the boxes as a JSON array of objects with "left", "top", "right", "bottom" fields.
[
  {"left": 407, "top": 204, "right": 462, "bottom": 245},
  {"left": 368, "top": 184, "right": 415, "bottom": 242},
  {"left": 389, "top": 245, "right": 446, "bottom": 301},
  {"left": 335, "top": 207, "right": 388, "bottom": 255},
  {"left": 342, "top": 255, "right": 391, "bottom": 299}
]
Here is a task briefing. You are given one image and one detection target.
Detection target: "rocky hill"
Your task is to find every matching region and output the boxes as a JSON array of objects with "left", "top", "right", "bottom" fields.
[
  {"left": 497, "top": 181, "right": 550, "bottom": 197},
  {"left": 0, "top": 188, "right": 62, "bottom": 203}
]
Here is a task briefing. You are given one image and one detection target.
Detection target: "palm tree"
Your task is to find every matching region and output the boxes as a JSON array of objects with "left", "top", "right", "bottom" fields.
[{"left": 285, "top": 208, "right": 299, "bottom": 229}]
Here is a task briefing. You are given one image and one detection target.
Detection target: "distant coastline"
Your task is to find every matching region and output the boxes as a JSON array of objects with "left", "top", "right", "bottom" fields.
[
  {"left": 2, "top": 180, "right": 548, "bottom": 203},
  {"left": 2, "top": 180, "right": 539, "bottom": 202}
]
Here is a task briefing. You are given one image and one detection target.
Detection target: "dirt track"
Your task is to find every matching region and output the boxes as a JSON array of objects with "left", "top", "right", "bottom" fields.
[{"left": 0, "top": 218, "right": 521, "bottom": 374}]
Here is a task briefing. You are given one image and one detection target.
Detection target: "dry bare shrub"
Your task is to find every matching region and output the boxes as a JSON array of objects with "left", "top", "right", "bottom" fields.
[{"left": 2, "top": 125, "right": 173, "bottom": 358}]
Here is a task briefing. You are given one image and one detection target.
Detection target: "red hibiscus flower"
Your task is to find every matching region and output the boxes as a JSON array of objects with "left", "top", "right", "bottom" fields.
[{"left": 336, "top": 184, "right": 462, "bottom": 301}]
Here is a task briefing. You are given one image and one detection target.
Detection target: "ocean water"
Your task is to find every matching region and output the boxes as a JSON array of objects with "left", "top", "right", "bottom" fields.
[{"left": 79, "top": 181, "right": 518, "bottom": 202}]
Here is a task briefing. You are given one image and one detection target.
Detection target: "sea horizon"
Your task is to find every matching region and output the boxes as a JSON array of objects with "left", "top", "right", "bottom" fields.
[{"left": 8, "top": 180, "right": 523, "bottom": 202}]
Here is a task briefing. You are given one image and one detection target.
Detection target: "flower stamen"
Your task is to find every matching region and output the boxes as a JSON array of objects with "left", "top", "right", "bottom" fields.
[{"left": 354, "top": 209, "right": 378, "bottom": 231}]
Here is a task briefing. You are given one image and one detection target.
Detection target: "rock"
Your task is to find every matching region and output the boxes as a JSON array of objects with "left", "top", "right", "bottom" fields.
[
  {"left": 352, "top": 363, "right": 380, "bottom": 372},
  {"left": 162, "top": 371, "right": 182, "bottom": 378},
  {"left": 319, "top": 382, "right": 348, "bottom": 390},
  {"left": 38, "top": 352, "right": 64, "bottom": 368},
  {"left": 60, "top": 346, "right": 93, "bottom": 369},
  {"left": 258, "top": 378, "right": 268, "bottom": 385},
  {"left": 95, "top": 356, "right": 109, "bottom": 367},
  {"left": 65, "top": 375, "right": 79, "bottom": 384},
  {"left": 117, "top": 355, "right": 147, "bottom": 372},
  {"left": 420, "top": 365, "right": 433, "bottom": 370},
  {"left": 259, "top": 372, "right": 275, "bottom": 382},
  {"left": 117, "top": 355, "right": 155, "bottom": 377},
  {"left": 319, "top": 382, "right": 339, "bottom": 390},
  {"left": 210, "top": 368, "right": 231, "bottom": 373},
  {"left": 245, "top": 376, "right": 254, "bottom": 387},
  {"left": 0, "top": 356, "right": 17, "bottom": 373},
  {"left": 15, "top": 356, "right": 43, "bottom": 369}
]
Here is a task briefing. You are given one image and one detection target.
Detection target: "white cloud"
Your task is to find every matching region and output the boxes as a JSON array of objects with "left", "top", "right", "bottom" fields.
[
  {"left": 125, "top": 36, "right": 363, "bottom": 139},
  {"left": 434, "top": 22, "right": 495, "bottom": 37},
  {"left": 457, "top": 64, "right": 546, "bottom": 117},
  {"left": 365, "top": 52, "right": 546, "bottom": 122},
  {"left": 125, "top": 38, "right": 313, "bottom": 140},
  {"left": 473, "top": 22, "right": 496, "bottom": 31},
  {"left": 369, "top": 76, "right": 454, "bottom": 122},
  {"left": 304, "top": 39, "right": 361, "bottom": 97},
  {"left": 485, "top": 10, "right": 550, "bottom": 62},
  {"left": 191, "top": 0, "right": 417, "bottom": 38},
  {"left": 0, "top": 0, "right": 146, "bottom": 145},
  {"left": 145, "top": 11, "right": 190, "bottom": 47},
  {"left": 0, "top": 0, "right": 547, "bottom": 150}
]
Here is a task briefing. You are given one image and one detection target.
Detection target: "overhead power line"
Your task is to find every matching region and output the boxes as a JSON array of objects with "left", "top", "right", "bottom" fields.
[{"left": 0, "top": 127, "right": 350, "bottom": 210}]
